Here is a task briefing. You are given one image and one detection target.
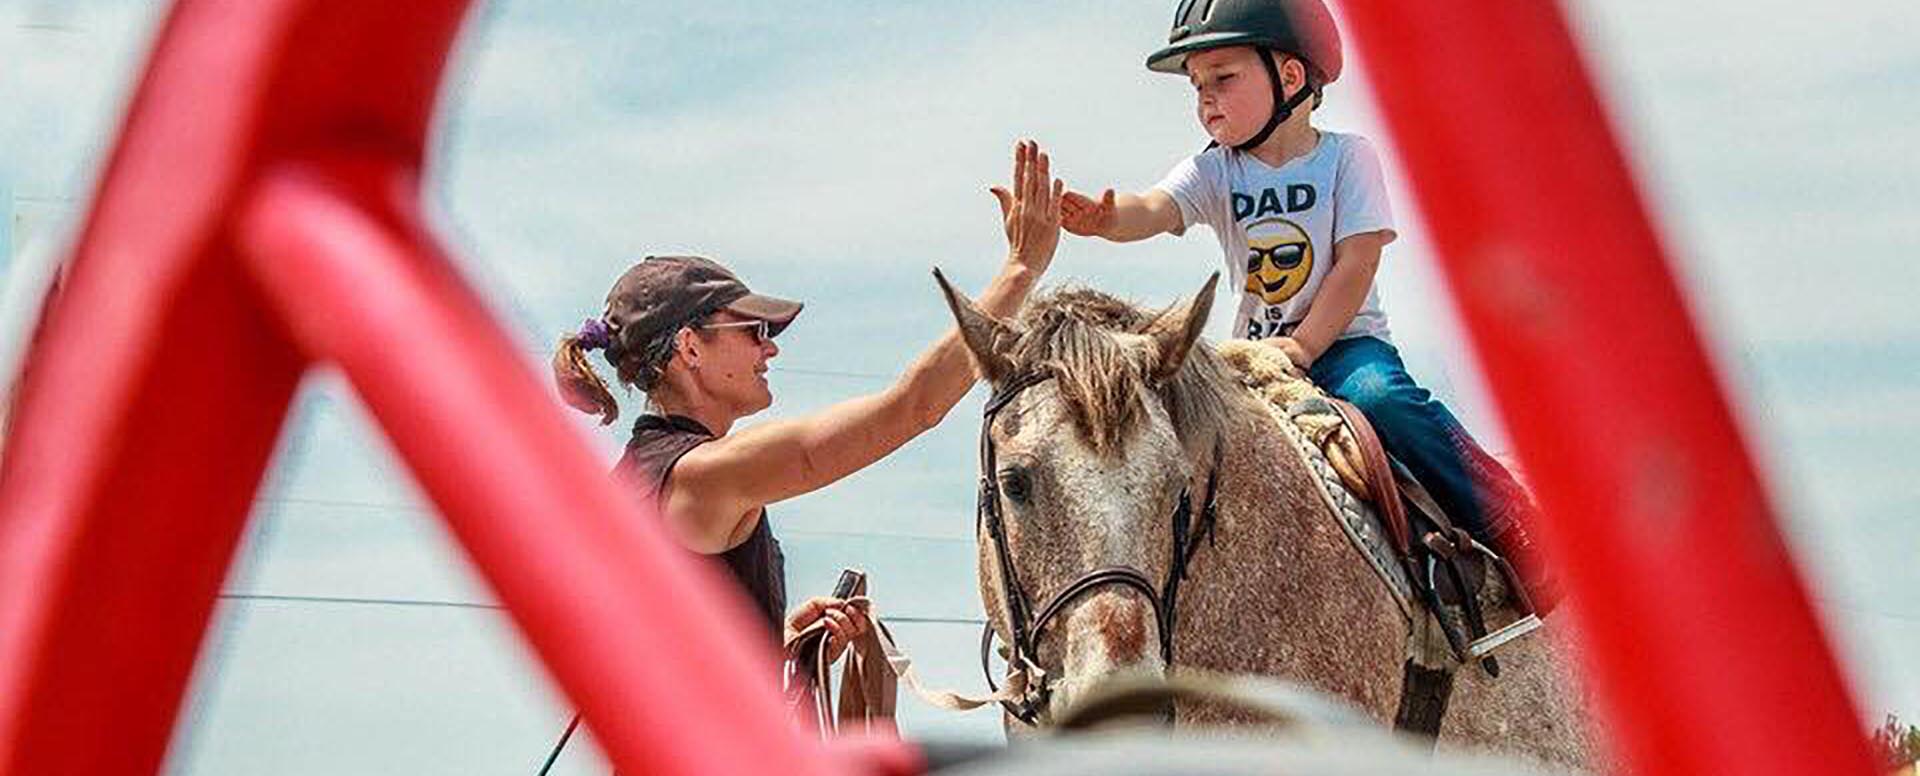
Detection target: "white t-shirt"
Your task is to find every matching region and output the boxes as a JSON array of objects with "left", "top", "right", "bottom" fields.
[{"left": 1154, "top": 131, "right": 1398, "bottom": 341}]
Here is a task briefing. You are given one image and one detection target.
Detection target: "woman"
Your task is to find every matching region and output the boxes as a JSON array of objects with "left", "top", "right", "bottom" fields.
[{"left": 553, "top": 142, "right": 1063, "bottom": 655}]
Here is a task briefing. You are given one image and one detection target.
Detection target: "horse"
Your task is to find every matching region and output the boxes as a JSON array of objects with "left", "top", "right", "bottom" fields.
[{"left": 934, "top": 273, "right": 1602, "bottom": 770}]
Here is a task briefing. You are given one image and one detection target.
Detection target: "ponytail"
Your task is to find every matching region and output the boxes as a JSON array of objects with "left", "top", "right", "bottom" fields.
[{"left": 553, "top": 319, "right": 620, "bottom": 426}]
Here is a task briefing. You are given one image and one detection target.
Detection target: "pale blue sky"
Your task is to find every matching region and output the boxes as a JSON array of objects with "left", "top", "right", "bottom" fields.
[{"left": 3, "top": 0, "right": 1916, "bottom": 772}]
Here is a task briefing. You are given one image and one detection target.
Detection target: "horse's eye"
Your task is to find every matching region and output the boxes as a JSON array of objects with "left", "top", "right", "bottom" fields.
[{"left": 998, "top": 468, "right": 1033, "bottom": 506}]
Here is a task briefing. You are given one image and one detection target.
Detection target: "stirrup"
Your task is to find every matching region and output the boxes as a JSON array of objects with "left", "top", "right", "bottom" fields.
[{"left": 1466, "top": 613, "right": 1542, "bottom": 658}]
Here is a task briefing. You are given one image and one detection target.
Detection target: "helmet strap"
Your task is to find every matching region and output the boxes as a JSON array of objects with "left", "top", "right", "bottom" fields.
[{"left": 1232, "top": 49, "right": 1315, "bottom": 153}]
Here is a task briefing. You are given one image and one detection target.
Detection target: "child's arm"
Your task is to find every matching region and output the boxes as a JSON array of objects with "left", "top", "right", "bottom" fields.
[
  {"left": 1268, "top": 230, "right": 1392, "bottom": 368},
  {"left": 1061, "top": 188, "right": 1185, "bottom": 243}
]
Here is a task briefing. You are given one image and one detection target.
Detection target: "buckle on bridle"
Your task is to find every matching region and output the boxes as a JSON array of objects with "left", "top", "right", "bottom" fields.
[{"left": 1001, "top": 654, "right": 1051, "bottom": 723}]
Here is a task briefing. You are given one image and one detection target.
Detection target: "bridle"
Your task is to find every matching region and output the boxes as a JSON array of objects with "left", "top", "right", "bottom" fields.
[{"left": 974, "top": 371, "right": 1221, "bottom": 726}]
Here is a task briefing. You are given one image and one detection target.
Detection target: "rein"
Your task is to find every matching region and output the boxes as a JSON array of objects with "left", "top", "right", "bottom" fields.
[{"left": 974, "top": 372, "right": 1220, "bottom": 725}]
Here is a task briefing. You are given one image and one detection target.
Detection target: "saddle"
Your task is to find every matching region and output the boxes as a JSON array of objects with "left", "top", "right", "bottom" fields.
[
  {"left": 1325, "top": 398, "right": 1544, "bottom": 672},
  {"left": 1215, "top": 341, "right": 1541, "bottom": 673}
]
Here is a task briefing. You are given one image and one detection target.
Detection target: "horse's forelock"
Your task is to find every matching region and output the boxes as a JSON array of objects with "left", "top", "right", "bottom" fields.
[{"left": 1007, "top": 287, "right": 1233, "bottom": 456}]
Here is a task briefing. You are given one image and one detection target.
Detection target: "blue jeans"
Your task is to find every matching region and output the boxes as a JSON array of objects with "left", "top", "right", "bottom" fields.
[{"left": 1307, "top": 336, "right": 1532, "bottom": 544}]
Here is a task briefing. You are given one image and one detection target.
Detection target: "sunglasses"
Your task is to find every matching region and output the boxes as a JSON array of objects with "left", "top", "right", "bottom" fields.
[
  {"left": 1246, "top": 243, "right": 1307, "bottom": 273},
  {"left": 697, "top": 319, "right": 775, "bottom": 343}
]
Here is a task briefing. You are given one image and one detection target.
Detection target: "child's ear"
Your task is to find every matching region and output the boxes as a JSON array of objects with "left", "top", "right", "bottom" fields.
[{"left": 1283, "top": 57, "right": 1308, "bottom": 96}]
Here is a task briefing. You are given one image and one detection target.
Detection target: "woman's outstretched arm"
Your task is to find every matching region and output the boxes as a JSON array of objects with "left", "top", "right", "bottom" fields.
[{"left": 662, "top": 141, "right": 1062, "bottom": 552}]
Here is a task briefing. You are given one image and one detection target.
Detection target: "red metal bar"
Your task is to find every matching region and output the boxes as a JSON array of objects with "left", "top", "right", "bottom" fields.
[
  {"left": 0, "top": 256, "right": 303, "bottom": 775},
  {"left": 0, "top": 1, "right": 847, "bottom": 773},
  {"left": 1338, "top": 2, "right": 1876, "bottom": 774},
  {"left": 236, "top": 161, "right": 833, "bottom": 776},
  {"left": 0, "top": 0, "right": 317, "bottom": 769}
]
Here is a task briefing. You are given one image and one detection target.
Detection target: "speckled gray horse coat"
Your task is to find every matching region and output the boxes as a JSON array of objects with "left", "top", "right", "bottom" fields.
[{"left": 939, "top": 275, "right": 1601, "bottom": 770}]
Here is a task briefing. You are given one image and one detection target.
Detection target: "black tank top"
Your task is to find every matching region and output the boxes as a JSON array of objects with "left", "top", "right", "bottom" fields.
[{"left": 617, "top": 414, "right": 787, "bottom": 638}]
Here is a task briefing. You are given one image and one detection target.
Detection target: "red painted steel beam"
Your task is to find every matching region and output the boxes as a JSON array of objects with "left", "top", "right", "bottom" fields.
[
  {"left": 0, "top": 1, "right": 323, "bottom": 771},
  {"left": 1338, "top": 1, "right": 1876, "bottom": 774},
  {"left": 0, "top": 1, "right": 846, "bottom": 774},
  {"left": 0, "top": 255, "right": 303, "bottom": 776}
]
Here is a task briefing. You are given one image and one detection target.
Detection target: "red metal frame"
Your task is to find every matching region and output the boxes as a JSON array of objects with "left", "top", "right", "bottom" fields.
[
  {"left": 0, "top": 2, "right": 891, "bottom": 775},
  {"left": 1339, "top": 2, "right": 1876, "bottom": 774},
  {"left": 0, "top": 0, "right": 1875, "bottom": 774}
]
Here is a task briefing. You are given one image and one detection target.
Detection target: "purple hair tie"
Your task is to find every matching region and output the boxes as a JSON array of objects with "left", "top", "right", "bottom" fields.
[{"left": 576, "top": 318, "right": 614, "bottom": 350}]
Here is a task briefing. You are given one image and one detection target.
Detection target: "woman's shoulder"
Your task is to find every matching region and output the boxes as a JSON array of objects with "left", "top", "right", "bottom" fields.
[{"left": 622, "top": 414, "right": 716, "bottom": 487}]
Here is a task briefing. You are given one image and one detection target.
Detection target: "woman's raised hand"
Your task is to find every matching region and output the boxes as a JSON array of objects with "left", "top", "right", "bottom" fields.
[{"left": 989, "top": 139, "right": 1064, "bottom": 275}]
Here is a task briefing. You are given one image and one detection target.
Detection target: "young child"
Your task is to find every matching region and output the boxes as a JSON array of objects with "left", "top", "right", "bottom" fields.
[{"left": 1058, "top": 0, "right": 1555, "bottom": 604}]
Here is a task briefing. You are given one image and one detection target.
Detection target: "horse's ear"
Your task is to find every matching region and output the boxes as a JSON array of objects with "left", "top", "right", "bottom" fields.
[
  {"left": 934, "top": 268, "right": 1017, "bottom": 382},
  {"left": 1147, "top": 272, "right": 1218, "bottom": 383}
]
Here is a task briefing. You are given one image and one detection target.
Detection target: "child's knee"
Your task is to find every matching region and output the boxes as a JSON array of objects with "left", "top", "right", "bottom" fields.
[
  {"left": 1337, "top": 370, "right": 1436, "bottom": 429},
  {"left": 1333, "top": 365, "right": 1400, "bottom": 412}
]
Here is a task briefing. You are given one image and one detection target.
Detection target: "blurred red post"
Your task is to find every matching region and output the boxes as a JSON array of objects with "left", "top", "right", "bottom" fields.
[
  {"left": 1339, "top": 1, "right": 1877, "bottom": 775},
  {"left": 0, "top": 2, "right": 846, "bottom": 774}
]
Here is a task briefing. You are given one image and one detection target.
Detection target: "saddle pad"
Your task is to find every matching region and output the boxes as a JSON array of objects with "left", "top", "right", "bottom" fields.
[
  {"left": 1216, "top": 340, "right": 1416, "bottom": 622},
  {"left": 1277, "top": 399, "right": 1417, "bottom": 622}
]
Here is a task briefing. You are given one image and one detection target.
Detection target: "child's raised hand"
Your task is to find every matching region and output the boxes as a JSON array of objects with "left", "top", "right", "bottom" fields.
[
  {"left": 1061, "top": 188, "right": 1117, "bottom": 237},
  {"left": 989, "top": 139, "right": 1064, "bottom": 275}
]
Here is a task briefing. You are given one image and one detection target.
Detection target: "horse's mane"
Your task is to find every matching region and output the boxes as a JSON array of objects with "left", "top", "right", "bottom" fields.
[{"left": 1005, "top": 287, "right": 1237, "bottom": 456}]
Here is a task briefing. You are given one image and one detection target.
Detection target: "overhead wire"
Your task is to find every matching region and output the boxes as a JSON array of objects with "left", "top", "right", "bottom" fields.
[
  {"left": 253, "top": 495, "right": 975, "bottom": 545},
  {"left": 243, "top": 498, "right": 1920, "bottom": 623},
  {"left": 513, "top": 344, "right": 892, "bottom": 382},
  {"left": 220, "top": 592, "right": 987, "bottom": 625},
  {"left": 248, "top": 349, "right": 1920, "bottom": 627}
]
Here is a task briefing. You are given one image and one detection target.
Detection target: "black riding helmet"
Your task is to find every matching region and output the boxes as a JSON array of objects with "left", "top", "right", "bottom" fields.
[{"left": 1147, "top": 0, "right": 1344, "bottom": 152}]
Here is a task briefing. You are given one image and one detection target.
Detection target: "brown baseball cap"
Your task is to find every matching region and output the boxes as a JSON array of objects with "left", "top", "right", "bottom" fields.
[{"left": 604, "top": 255, "right": 803, "bottom": 348}]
